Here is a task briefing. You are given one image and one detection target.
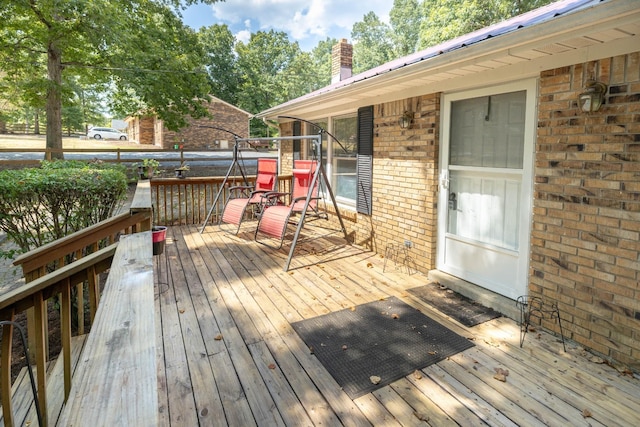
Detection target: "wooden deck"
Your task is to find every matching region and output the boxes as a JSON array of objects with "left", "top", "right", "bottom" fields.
[{"left": 154, "top": 224, "right": 640, "bottom": 427}]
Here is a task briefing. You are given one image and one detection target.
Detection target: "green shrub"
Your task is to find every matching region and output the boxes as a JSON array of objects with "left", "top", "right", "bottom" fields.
[{"left": 0, "top": 160, "right": 128, "bottom": 256}]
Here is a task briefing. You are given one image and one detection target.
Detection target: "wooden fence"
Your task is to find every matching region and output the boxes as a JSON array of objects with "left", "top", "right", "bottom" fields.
[{"left": 151, "top": 175, "right": 293, "bottom": 226}]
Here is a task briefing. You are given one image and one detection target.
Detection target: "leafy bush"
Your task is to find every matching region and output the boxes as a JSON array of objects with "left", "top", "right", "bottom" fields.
[{"left": 0, "top": 161, "right": 128, "bottom": 256}]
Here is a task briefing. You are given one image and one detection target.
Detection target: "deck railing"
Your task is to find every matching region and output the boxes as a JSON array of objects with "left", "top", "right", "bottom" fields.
[
  {"left": 151, "top": 175, "right": 293, "bottom": 226},
  {"left": 0, "top": 181, "right": 152, "bottom": 427}
]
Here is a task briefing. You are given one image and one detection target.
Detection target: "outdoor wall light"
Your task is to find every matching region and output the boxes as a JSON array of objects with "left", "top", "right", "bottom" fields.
[
  {"left": 579, "top": 80, "right": 607, "bottom": 112},
  {"left": 399, "top": 111, "right": 413, "bottom": 129}
]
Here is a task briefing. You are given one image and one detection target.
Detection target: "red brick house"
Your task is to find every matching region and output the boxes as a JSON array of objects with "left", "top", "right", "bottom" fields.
[
  {"left": 258, "top": 0, "right": 640, "bottom": 371},
  {"left": 126, "top": 96, "right": 251, "bottom": 149}
]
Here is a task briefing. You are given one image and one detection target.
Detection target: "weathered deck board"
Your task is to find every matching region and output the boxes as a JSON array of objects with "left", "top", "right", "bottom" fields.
[
  {"left": 58, "top": 231, "right": 157, "bottom": 426},
  {"left": 154, "top": 224, "right": 640, "bottom": 427}
]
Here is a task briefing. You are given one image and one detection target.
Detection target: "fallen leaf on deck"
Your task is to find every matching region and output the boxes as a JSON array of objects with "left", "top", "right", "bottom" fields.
[
  {"left": 350, "top": 306, "right": 356, "bottom": 311},
  {"left": 493, "top": 373, "right": 507, "bottom": 382},
  {"left": 582, "top": 408, "right": 592, "bottom": 418},
  {"left": 214, "top": 334, "right": 223, "bottom": 341},
  {"left": 370, "top": 376, "right": 381, "bottom": 385},
  {"left": 413, "top": 370, "right": 422, "bottom": 380},
  {"left": 391, "top": 313, "right": 399, "bottom": 319},
  {"left": 428, "top": 351, "right": 437, "bottom": 355},
  {"left": 493, "top": 367, "right": 509, "bottom": 382},
  {"left": 268, "top": 363, "right": 276, "bottom": 370},
  {"left": 288, "top": 271, "right": 294, "bottom": 275},
  {"left": 179, "top": 309, "right": 185, "bottom": 314},
  {"left": 367, "top": 262, "right": 373, "bottom": 268}
]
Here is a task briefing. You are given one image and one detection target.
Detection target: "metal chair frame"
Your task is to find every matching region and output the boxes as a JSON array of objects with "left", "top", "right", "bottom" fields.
[{"left": 516, "top": 295, "right": 566, "bottom": 352}]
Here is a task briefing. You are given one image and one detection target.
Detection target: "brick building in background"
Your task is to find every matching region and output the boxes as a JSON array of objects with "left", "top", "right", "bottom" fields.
[
  {"left": 259, "top": 0, "right": 640, "bottom": 372},
  {"left": 126, "top": 97, "right": 251, "bottom": 149}
]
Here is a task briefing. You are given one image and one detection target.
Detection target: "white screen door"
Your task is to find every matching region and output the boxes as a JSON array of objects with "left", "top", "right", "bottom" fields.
[{"left": 437, "top": 80, "right": 536, "bottom": 300}]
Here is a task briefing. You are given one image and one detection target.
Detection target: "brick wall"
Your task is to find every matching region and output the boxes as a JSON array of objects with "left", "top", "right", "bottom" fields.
[
  {"left": 303, "top": 94, "right": 441, "bottom": 271},
  {"left": 161, "top": 100, "right": 250, "bottom": 149},
  {"left": 532, "top": 53, "right": 640, "bottom": 370},
  {"left": 368, "top": 94, "right": 440, "bottom": 270},
  {"left": 127, "top": 116, "right": 155, "bottom": 145}
]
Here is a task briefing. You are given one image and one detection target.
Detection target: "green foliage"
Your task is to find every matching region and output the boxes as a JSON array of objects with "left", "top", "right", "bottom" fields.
[
  {"left": 141, "top": 158, "right": 160, "bottom": 169},
  {"left": 0, "top": 0, "right": 221, "bottom": 152},
  {"left": 199, "top": 24, "right": 242, "bottom": 106},
  {"left": 390, "top": 0, "right": 423, "bottom": 57},
  {"left": 0, "top": 161, "right": 128, "bottom": 255},
  {"left": 349, "top": 0, "right": 554, "bottom": 73},
  {"left": 419, "top": 0, "right": 555, "bottom": 49},
  {"left": 351, "top": 12, "right": 395, "bottom": 74}
]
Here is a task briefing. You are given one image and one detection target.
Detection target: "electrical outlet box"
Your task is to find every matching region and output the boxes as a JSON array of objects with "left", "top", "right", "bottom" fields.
[{"left": 404, "top": 240, "right": 412, "bottom": 248}]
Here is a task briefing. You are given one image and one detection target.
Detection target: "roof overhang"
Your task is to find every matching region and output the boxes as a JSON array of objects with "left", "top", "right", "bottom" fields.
[{"left": 258, "top": 0, "right": 640, "bottom": 121}]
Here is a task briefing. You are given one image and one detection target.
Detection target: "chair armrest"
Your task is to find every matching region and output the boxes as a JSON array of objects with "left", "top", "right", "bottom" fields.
[
  {"left": 228, "top": 185, "right": 253, "bottom": 192},
  {"left": 261, "top": 192, "right": 289, "bottom": 205},
  {"left": 292, "top": 195, "right": 320, "bottom": 203}
]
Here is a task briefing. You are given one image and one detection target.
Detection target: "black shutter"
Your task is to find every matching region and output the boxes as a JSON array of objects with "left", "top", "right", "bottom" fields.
[
  {"left": 356, "top": 106, "right": 373, "bottom": 215},
  {"left": 293, "top": 121, "right": 301, "bottom": 161}
]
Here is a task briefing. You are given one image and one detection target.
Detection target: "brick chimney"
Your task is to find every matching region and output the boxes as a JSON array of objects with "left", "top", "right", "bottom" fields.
[{"left": 331, "top": 39, "right": 353, "bottom": 83}]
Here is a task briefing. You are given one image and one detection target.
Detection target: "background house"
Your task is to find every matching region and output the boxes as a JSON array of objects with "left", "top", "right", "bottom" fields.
[
  {"left": 258, "top": 0, "right": 640, "bottom": 372},
  {"left": 126, "top": 97, "right": 251, "bottom": 148}
]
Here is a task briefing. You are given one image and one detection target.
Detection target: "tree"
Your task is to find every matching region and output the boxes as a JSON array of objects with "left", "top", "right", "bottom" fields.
[
  {"left": 199, "top": 24, "right": 242, "bottom": 106},
  {"left": 390, "top": 0, "right": 423, "bottom": 57},
  {"left": 0, "top": 0, "right": 220, "bottom": 159},
  {"left": 236, "top": 30, "right": 317, "bottom": 136},
  {"left": 419, "top": 0, "right": 555, "bottom": 48},
  {"left": 351, "top": 12, "right": 394, "bottom": 74}
]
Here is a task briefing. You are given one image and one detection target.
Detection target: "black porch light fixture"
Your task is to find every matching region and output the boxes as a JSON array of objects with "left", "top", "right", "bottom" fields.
[
  {"left": 399, "top": 111, "right": 413, "bottom": 129},
  {"left": 578, "top": 80, "right": 607, "bottom": 112}
]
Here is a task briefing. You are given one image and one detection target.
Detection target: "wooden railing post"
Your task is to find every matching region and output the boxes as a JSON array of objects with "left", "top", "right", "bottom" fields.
[
  {"left": 61, "top": 282, "right": 72, "bottom": 400},
  {"left": 33, "top": 292, "right": 48, "bottom": 427},
  {"left": 1, "top": 310, "right": 16, "bottom": 426}
]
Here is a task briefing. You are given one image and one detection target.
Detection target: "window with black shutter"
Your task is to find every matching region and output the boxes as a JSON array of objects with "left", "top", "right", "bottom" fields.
[
  {"left": 356, "top": 106, "right": 373, "bottom": 215},
  {"left": 293, "top": 120, "right": 301, "bottom": 161}
]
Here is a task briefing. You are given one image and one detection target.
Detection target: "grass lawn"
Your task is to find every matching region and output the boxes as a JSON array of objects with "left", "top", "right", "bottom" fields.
[{"left": 0, "top": 134, "right": 154, "bottom": 150}]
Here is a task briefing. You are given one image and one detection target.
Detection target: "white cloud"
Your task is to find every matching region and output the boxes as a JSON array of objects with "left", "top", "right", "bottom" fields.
[
  {"left": 208, "top": 0, "right": 391, "bottom": 50},
  {"left": 236, "top": 29, "right": 251, "bottom": 44}
]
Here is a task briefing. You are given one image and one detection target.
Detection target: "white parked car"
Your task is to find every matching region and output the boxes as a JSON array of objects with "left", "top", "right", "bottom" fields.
[{"left": 87, "top": 127, "right": 127, "bottom": 140}]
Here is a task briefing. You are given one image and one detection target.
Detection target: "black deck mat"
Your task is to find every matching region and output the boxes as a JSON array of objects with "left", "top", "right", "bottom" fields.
[
  {"left": 291, "top": 296, "right": 474, "bottom": 399},
  {"left": 408, "top": 283, "right": 502, "bottom": 327}
]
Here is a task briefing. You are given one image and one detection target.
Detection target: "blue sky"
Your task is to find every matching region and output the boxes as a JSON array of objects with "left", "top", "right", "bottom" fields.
[{"left": 182, "top": 0, "right": 393, "bottom": 52}]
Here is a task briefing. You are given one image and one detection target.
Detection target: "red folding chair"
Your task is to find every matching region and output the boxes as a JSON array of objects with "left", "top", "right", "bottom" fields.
[
  {"left": 255, "top": 160, "right": 321, "bottom": 248},
  {"left": 219, "top": 158, "right": 277, "bottom": 234}
]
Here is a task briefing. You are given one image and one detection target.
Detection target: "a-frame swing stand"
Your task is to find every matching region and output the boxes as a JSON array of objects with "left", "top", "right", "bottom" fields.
[
  {"left": 199, "top": 135, "right": 349, "bottom": 271},
  {"left": 199, "top": 138, "right": 248, "bottom": 234},
  {"left": 278, "top": 135, "right": 348, "bottom": 271}
]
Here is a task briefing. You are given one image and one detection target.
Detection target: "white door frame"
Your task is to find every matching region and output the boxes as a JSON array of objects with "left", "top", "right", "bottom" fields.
[{"left": 437, "top": 79, "right": 537, "bottom": 300}]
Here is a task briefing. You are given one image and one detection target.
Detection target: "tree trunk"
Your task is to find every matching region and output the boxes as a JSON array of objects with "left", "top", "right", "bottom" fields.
[
  {"left": 46, "top": 42, "right": 64, "bottom": 160},
  {"left": 34, "top": 110, "right": 40, "bottom": 135}
]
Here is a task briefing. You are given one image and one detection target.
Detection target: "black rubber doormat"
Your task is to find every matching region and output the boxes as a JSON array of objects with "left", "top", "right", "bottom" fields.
[
  {"left": 408, "top": 283, "right": 501, "bottom": 327},
  {"left": 291, "top": 296, "right": 474, "bottom": 399}
]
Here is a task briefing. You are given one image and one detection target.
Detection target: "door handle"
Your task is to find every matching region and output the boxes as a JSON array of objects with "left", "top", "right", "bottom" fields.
[{"left": 448, "top": 193, "right": 457, "bottom": 210}]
